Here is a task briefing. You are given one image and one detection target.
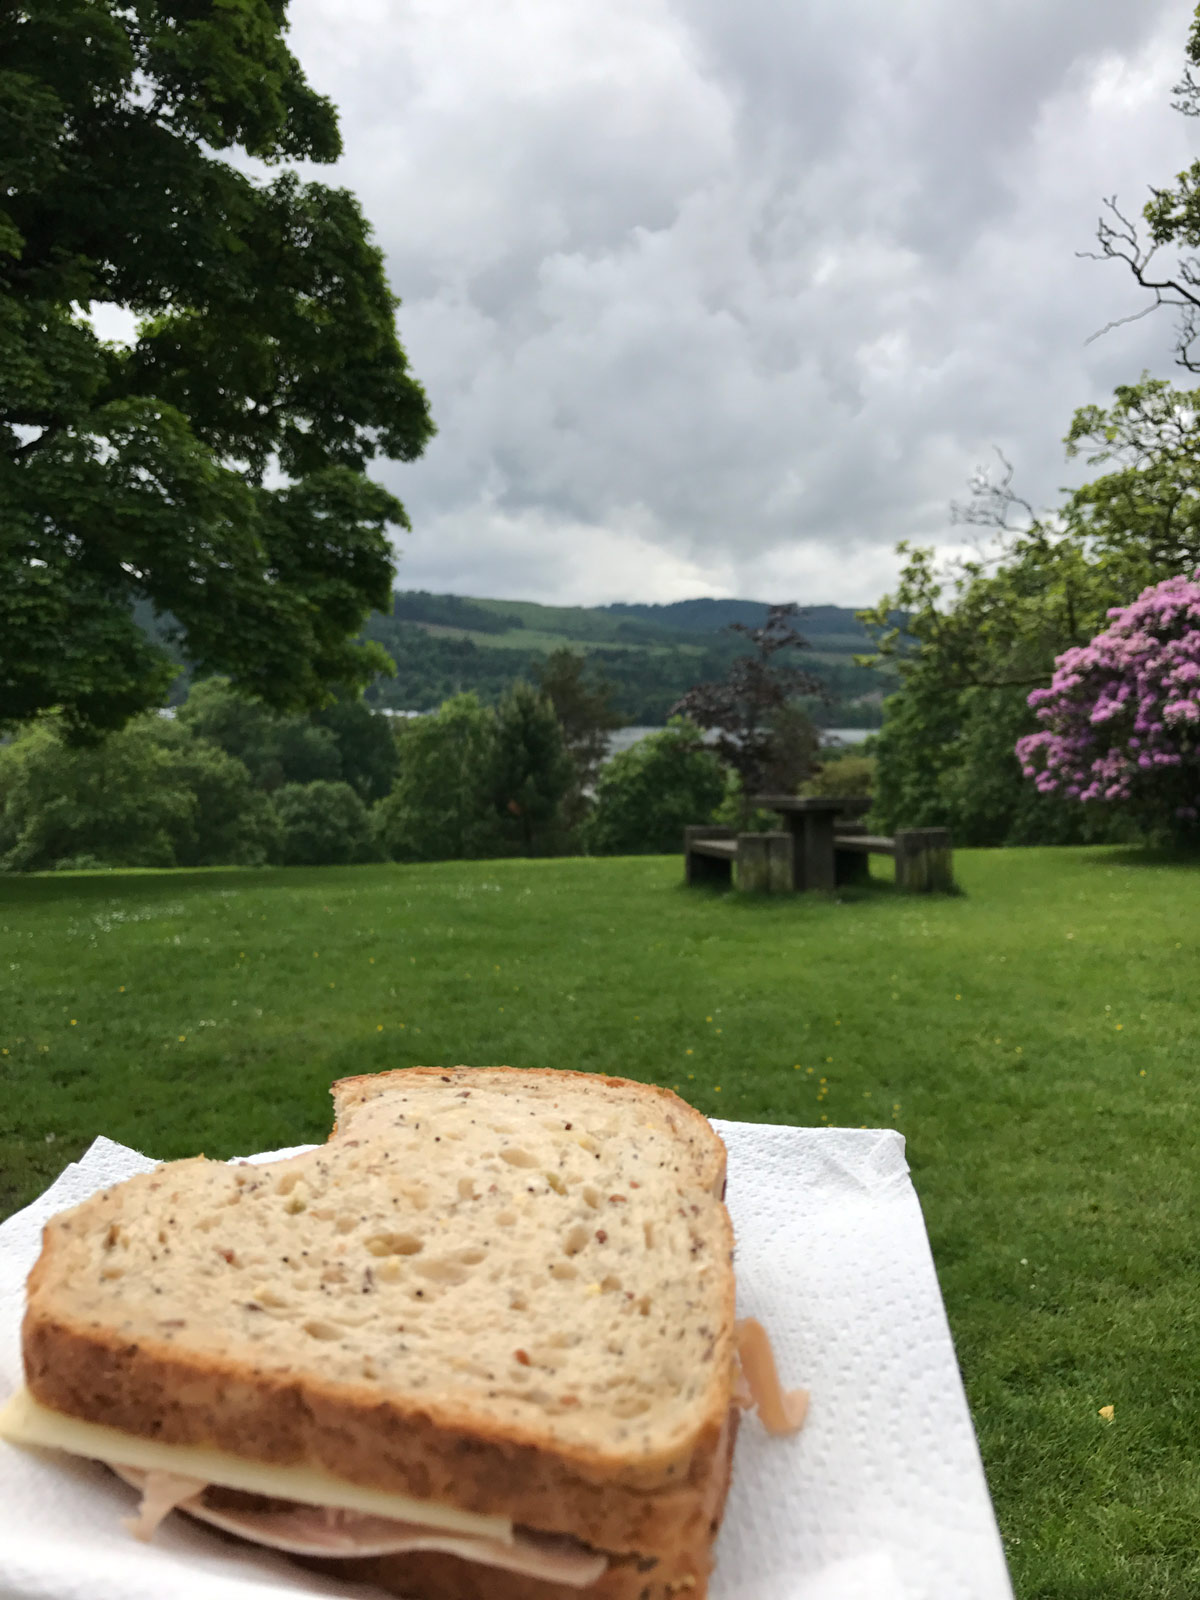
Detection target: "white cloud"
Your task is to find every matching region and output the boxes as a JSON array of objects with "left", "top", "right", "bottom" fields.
[{"left": 282, "top": 0, "right": 1200, "bottom": 606}]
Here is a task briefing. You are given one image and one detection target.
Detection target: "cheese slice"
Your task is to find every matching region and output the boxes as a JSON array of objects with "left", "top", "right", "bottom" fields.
[{"left": 0, "top": 1386, "right": 513, "bottom": 1543}]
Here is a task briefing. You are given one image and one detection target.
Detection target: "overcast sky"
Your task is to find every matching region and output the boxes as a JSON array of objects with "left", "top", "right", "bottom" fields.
[{"left": 281, "top": 0, "right": 1200, "bottom": 608}]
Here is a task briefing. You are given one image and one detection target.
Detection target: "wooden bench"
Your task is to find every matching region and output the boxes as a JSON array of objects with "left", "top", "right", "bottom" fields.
[
  {"left": 685, "top": 812, "right": 953, "bottom": 896},
  {"left": 684, "top": 826, "right": 794, "bottom": 893},
  {"left": 834, "top": 823, "right": 954, "bottom": 892}
]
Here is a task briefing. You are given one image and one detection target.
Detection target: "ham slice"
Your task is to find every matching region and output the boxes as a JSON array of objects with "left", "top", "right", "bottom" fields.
[
  {"left": 735, "top": 1317, "right": 810, "bottom": 1435},
  {"left": 108, "top": 1465, "right": 608, "bottom": 1589},
  {"left": 120, "top": 1468, "right": 209, "bottom": 1540}
]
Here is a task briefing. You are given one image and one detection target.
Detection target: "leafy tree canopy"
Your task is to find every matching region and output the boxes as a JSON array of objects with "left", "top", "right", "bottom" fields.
[
  {"left": 531, "top": 649, "right": 622, "bottom": 824},
  {"left": 273, "top": 779, "right": 375, "bottom": 866},
  {"left": 177, "top": 677, "right": 397, "bottom": 800},
  {"left": 491, "top": 680, "right": 574, "bottom": 854},
  {"left": 860, "top": 381, "right": 1200, "bottom": 845},
  {"left": 1, "top": 0, "right": 433, "bottom": 739},
  {"left": 583, "top": 720, "right": 726, "bottom": 856},
  {"left": 0, "top": 714, "right": 278, "bottom": 870},
  {"left": 374, "top": 695, "right": 505, "bottom": 864}
]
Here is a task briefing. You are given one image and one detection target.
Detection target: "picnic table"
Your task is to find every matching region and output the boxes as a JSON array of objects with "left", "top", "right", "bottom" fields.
[
  {"left": 752, "top": 794, "right": 871, "bottom": 892},
  {"left": 685, "top": 798, "right": 954, "bottom": 895}
]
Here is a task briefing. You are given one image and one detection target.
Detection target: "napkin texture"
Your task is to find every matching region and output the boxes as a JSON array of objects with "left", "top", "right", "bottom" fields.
[{"left": 0, "top": 1127, "right": 1013, "bottom": 1600}]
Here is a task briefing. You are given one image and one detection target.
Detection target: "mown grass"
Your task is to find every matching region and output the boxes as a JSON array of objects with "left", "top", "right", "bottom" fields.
[{"left": 1, "top": 848, "right": 1198, "bottom": 1598}]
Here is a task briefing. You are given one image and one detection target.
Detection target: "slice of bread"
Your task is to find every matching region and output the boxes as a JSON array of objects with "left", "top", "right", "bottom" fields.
[{"left": 23, "top": 1068, "right": 737, "bottom": 1564}]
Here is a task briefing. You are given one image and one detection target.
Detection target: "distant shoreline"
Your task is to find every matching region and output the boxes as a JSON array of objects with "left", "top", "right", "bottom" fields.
[
  {"left": 378, "top": 712, "right": 877, "bottom": 750},
  {"left": 604, "top": 725, "right": 873, "bottom": 756}
]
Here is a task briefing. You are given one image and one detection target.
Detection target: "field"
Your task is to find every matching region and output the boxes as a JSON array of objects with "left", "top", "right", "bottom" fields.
[
  {"left": 2, "top": 848, "right": 1198, "bottom": 1598},
  {"left": 402, "top": 617, "right": 859, "bottom": 668}
]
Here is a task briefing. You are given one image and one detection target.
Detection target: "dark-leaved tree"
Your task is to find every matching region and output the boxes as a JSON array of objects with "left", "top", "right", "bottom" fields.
[
  {"left": 670, "top": 604, "right": 824, "bottom": 812},
  {"left": 0, "top": 0, "right": 433, "bottom": 739}
]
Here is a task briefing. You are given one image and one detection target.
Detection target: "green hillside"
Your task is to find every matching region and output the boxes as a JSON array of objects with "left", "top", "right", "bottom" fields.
[
  {"left": 364, "top": 591, "right": 890, "bottom": 726},
  {"left": 146, "top": 589, "right": 890, "bottom": 726}
]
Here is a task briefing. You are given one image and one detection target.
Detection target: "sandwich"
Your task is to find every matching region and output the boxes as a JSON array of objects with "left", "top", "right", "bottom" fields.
[{"left": 1, "top": 1067, "right": 806, "bottom": 1598}]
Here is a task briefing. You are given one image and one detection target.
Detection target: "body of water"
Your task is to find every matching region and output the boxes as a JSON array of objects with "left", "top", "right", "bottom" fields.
[{"left": 606, "top": 725, "right": 875, "bottom": 756}]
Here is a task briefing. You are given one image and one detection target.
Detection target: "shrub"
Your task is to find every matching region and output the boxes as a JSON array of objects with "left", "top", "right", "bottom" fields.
[
  {"left": 0, "top": 719, "right": 197, "bottom": 871},
  {"left": 584, "top": 720, "right": 726, "bottom": 855},
  {"left": 709, "top": 769, "right": 777, "bottom": 833},
  {"left": 1017, "top": 574, "right": 1200, "bottom": 840},
  {"left": 802, "top": 751, "right": 876, "bottom": 799},
  {"left": 273, "top": 781, "right": 375, "bottom": 866}
]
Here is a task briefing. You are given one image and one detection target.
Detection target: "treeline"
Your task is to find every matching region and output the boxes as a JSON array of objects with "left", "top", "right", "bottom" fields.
[
  {"left": 388, "top": 592, "right": 524, "bottom": 635},
  {"left": 0, "top": 682, "right": 399, "bottom": 872},
  {"left": 864, "top": 379, "right": 1200, "bottom": 849},
  {"left": 0, "top": 651, "right": 857, "bottom": 872},
  {"left": 361, "top": 612, "right": 884, "bottom": 725}
]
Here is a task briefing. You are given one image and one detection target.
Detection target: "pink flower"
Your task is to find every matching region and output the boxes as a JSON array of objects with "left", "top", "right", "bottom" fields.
[{"left": 1018, "top": 574, "right": 1200, "bottom": 824}]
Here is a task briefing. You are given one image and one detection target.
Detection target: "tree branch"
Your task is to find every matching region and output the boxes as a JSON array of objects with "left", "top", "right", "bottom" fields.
[{"left": 1080, "top": 195, "right": 1200, "bottom": 370}]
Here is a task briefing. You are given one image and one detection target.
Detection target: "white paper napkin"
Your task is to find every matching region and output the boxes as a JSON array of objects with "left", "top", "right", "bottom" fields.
[{"left": 0, "top": 1128, "right": 1013, "bottom": 1600}]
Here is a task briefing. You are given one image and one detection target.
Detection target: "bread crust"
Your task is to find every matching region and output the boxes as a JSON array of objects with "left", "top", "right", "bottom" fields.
[{"left": 22, "top": 1067, "right": 737, "bottom": 1558}]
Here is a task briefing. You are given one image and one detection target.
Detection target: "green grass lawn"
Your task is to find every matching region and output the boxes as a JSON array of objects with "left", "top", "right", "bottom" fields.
[{"left": 2, "top": 848, "right": 1198, "bottom": 1598}]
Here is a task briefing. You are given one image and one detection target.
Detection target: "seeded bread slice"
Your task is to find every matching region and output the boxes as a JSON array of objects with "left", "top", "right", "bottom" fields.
[{"left": 23, "top": 1067, "right": 736, "bottom": 1557}]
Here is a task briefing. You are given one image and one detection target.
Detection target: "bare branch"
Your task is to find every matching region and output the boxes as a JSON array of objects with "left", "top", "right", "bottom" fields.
[
  {"left": 951, "top": 446, "right": 1038, "bottom": 541},
  {"left": 1082, "top": 301, "right": 1161, "bottom": 345},
  {"left": 1081, "top": 196, "right": 1200, "bottom": 370}
]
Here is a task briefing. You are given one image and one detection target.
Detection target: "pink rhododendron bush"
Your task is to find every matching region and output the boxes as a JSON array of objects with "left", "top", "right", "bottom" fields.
[{"left": 1016, "top": 575, "right": 1200, "bottom": 834}]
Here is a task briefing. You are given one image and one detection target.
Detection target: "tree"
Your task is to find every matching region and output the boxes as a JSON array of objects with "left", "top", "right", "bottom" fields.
[
  {"left": 312, "top": 694, "right": 399, "bottom": 803},
  {"left": 1, "top": 0, "right": 433, "bottom": 740},
  {"left": 670, "top": 604, "right": 823, "bottom": 812},
  {"left": 0, "top": 715, "right": 276, "bottom": 870},
  {"left": 169, "top": 733, "right": 280, "bottom": 867},
  {"left": 176, "top": 676, "right": 396, "bottom": 797},
  {"left": 373, "top": 695, "right": 503, "bottom": 863},
  {"left": 531, "top": 649, "right": 622, "bottom": 825},
  {"left": 584, "top": 721, "right": 726, "bottom": 855},
  {"left": 1016, "top": 576, "right": 1200, "bottom": 841},
  {"left": 273, "top": 780, "right": 375, "bottom": 866},
  {"left": 759, "top": 701, "right": 822, "bottom": 795},
  {"left": 490, "top": 681, "right": 574, "bottom": 854},
  {"left": 859, "top": 384, "right": 1200, "bottom": 844}
]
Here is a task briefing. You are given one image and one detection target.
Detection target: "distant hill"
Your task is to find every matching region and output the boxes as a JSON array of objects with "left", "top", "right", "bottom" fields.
[
  {"left": 385, "top": 592, "right": 876, "bottom": 651},
  {"left": 145, "top": 588, "right": 893, "bottom": 726},
  {"left": 601, "top": 599, "right": 877, "bottom": 653},
  {"left": 362, "top": 591, "right": 892, "bottom": 726}
]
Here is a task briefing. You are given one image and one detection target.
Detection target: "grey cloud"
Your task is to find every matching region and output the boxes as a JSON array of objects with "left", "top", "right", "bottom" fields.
[{"left": 286, "top": 0, "right": 1198, "bottom": 605}]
